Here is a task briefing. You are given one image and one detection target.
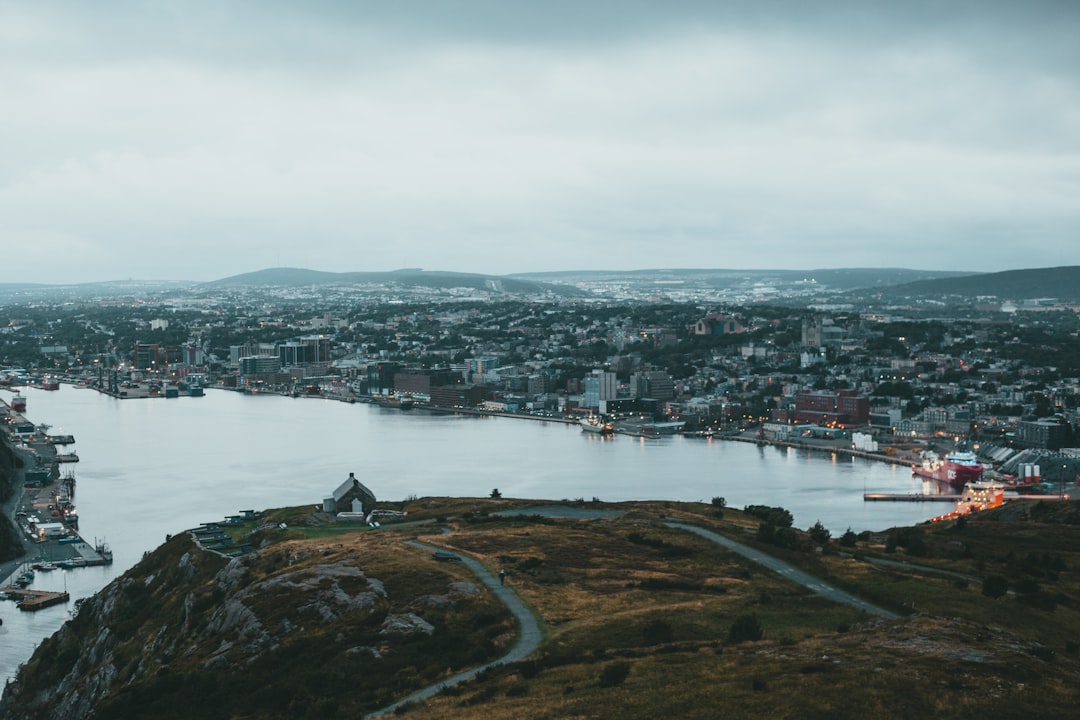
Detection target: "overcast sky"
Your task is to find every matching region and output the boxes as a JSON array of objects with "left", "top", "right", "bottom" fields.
[{"left": 3, "top": 1, "right": 1079, "bottom": 284}]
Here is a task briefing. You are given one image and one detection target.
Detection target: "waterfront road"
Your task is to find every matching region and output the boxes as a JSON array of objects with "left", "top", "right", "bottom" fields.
[
  {"left": 666, "top": 522, "right": 900, "bottom": 620},
  {"left": 364, "top": 539, "right": 543, "bottom": 718}
]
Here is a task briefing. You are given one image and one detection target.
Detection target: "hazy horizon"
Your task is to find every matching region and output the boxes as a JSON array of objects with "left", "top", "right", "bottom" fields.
[{"left": 3, "top": 2, "right": 1079, "bottom": 284}]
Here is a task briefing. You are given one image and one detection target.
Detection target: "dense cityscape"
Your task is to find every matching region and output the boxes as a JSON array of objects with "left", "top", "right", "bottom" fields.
[
  {"left": 4, "top": 268, "right": 1080, "bottom": 485},
  {"left": 3, "top": 267, "right": 1080, "bottom": 718}
]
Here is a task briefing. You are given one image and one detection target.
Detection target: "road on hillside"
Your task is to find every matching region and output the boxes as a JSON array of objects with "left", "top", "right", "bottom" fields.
[
  {"left": 364, "top": 540, "right": 543, "bottom": 718},
  {"left": 666, "top": 522, "right": 900, "bottom": 620}
]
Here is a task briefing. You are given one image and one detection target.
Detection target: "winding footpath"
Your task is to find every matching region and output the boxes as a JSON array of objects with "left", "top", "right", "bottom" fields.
[
  {"left": 368, "top": 517, "right": 899, "bottom": 716},
  {"left": 666, "top": 521, "right": 900, "bottom": 619},
  {"left": 364, "top": 540, "right": 543, "bottom": 718}
]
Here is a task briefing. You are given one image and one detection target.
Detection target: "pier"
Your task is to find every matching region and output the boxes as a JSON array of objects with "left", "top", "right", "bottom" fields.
[
  {"left": 3, "top": 588, "right": 71, "bottom": 611},
  {"left": 864, "top": 493, "right": 960, "bottom": 502}
]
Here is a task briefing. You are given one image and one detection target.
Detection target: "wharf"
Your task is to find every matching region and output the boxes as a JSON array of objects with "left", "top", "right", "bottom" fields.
[
  {"left": 864, "top": 492, "right": 1070, "bottom": 503},
  {"left": 864, "top": 493, "right": 960, "bottom": 502},
  {"left": 2, "top": 588, "right": 71, "bottom": 611}
]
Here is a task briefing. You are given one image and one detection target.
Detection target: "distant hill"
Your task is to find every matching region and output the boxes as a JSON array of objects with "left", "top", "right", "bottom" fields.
[
  {"left": 510, "top": 267, "right": 971, "bottom": 292},
  {"left": 869, "top": 266, "right": 1080, "bottom": 302},
  {"left": 202, "top": 268, "right": 588, "bottom": 297}
]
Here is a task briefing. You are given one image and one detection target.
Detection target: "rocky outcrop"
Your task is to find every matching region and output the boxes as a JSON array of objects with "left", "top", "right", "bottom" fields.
[
  {"left": 379, "top": 612, "right": 435, "bottom": 636},
  {"left": 0, "top": 529, "right": 502, "bottom": 720}
]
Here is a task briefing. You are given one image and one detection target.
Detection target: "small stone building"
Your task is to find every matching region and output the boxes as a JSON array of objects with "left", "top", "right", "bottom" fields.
[{"left": 324, "top": 472, "right": 377, "bottom": 515}]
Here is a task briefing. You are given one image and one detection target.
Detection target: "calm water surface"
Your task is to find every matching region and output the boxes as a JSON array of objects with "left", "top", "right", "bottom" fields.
[{"left": 1, "top": 386, "right": 943, "bottom": 687}]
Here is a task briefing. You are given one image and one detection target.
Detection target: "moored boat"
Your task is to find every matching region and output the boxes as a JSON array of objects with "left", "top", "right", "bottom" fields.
[
  {"left": 580, "top": 416, "right": 613, "bottom": 435},
  {"left": 913, "top": 450, "right": 983, "bottom": 489}
]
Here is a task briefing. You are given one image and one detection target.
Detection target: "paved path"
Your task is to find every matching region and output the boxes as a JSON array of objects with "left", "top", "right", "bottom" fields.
[
  {"left": 852, "top": 554, "right": 981, "bottom": 585},
  {"left": 364, "top": 540, "right": 543, "bottom": 718},
  {"left": 666, "top": 522, "right": 900, "bottom": 620}
]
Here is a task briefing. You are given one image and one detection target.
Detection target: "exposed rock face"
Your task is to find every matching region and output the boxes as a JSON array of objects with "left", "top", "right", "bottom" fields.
[
  {"left": 201, "top": 561, "right": 389, "bottom": 665},
  {"left": 0, "top": 528, "right": 504, "bottom": 720},
  {"left": 379, "top": 612, "right": 435, "bottom": 636},
  {"left": 410, "top": 581, "right": 482, "bottom": 609},
  {"left": 0, "top": 537, "right": 405, "bottom": 720}
]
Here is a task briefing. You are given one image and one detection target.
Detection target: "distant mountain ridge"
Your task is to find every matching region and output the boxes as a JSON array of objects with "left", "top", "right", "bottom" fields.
[
  {"left": 4, "top": 266, "right": 1078, "bottom": 303},
  {"left": 201, "top": 268, "right": 589, "bottom": 297},
  {"left": 510, "top": 267, "right": 971, "bottom": 291},
  {"left": 866, "top": 266, "right": 1080, "bottom": 302}
]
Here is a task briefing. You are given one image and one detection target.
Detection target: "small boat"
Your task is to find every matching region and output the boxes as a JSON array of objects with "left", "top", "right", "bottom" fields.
[{"left": 32, "top": 561, "right": 57, "bottom": 572}]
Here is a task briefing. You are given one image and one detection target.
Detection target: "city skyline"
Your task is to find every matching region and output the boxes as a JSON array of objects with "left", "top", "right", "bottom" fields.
[{"left": 3, "top": 1, "right": 1079, "bottom": 284}]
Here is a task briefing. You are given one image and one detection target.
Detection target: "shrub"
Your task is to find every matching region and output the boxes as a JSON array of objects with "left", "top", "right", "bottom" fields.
[
  {"left": 1015, "top": 577, "right": 1040, "bottom": 595},
  {"left": 982, "top": 575, "right": 1009, "bottom": 599},
  {"left": 598, "top": 661, "right": 631, "bottom": 688},
  {"left": 728, "top": 614, "right": 764, "bottom": 643},
  {"left": 642, "top": 619, "right": 674, "bottom": 645},
  {"left": 712, "top": 496, "right": 727, "bottom": 508},
  {"left": 839, "top": 528, "right": 858, "bottom": 547},
  {"left": 757, "top": 522, "right": 797, "bottom": 549},
  {"left": 744, "top": 505, "right": 793, "bottom": 528},
  {"left": 808, "top": 521, "right": 831, "bottom": 545}
]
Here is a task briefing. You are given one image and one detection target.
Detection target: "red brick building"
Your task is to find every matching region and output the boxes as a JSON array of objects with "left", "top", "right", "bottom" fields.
[{"left": 794, "top": 390, "right": 869, "bottom": 427}]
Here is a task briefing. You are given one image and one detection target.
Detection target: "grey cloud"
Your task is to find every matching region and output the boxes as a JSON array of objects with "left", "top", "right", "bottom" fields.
[{"left": 1, "top": 1, "right": 1078, "bottom": 282}]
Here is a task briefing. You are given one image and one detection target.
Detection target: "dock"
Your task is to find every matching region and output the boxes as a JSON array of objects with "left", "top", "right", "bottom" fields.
[
  {"left": 2, "top": 588, "right": 71, "bottom": 611},
  {"left": 864, "top": 493, "right": 960, "bottom": 502},
  {"left": 865, "top": 492, "right": 1068, "bottom": 503}
]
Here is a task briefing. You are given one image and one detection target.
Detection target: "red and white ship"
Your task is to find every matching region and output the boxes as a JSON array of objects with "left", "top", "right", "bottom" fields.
[
  {"left": 11, "top": 393, "right": 26, "bottom": 412},
  {"left": 913, "top": 450, "right": 983, "bottom": 489}
]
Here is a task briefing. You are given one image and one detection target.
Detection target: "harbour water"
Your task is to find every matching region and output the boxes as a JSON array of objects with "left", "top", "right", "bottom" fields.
[{"left": 1, "top": 386, "right": 942, "bottom": 688}]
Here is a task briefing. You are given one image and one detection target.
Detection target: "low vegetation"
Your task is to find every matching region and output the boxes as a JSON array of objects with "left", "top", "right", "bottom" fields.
[{"left": 3, "top": 497, "right": 1080, "bottom": 719}]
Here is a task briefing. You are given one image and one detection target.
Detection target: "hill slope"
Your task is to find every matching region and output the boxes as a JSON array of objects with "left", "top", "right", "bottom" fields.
[
  {"left": 871, "top": 265, "right": 1080, "bottom": 302},
  {"left": 3, "top": 498, "right": 1079, "bottom": 719},
  {"left": 201, "top": 268, "right": 588, "bottom": 297}
]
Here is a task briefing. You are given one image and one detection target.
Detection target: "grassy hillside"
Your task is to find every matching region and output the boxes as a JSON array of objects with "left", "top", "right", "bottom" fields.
[
  {"left": 3, "top": 497, "right": 1080, "bottom": 719},
  {"left": 878, "top": 265, "right": 1080, "bottom": 302}
]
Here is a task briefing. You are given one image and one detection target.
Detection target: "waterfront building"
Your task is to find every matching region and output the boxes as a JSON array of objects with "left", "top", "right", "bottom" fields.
[
  {"left": 133, "top": 342, "right": 163, "bottom": 375},
  {"left": 632, "top": 370, "right": 675, "bottom": 401},
  {"left": 583, "top": 369, "right": 618, "bottom": 412},
  {"left": 394, "top": 369, "right": 461, "bottom": 396},
  {"left": 240, "top": 356, "right": 283, "bottom": 376},
  {"left": 367, "top": 362, "right": 400, "bottom": 395},
  {"left": 794, "top": 389, "right": 870, "bottom": 427},
  {"left": 279, "top": 336, "right": 331, "bottom": 366},
  {"left": 429, "top": 383, "right": 488, "bottom": 407},
  {"left": 1017, "top": 418, "right": 1069, "bottom": 450},
  {"left": 229, "top": 343, "right": 277, "bottom": 368}
]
